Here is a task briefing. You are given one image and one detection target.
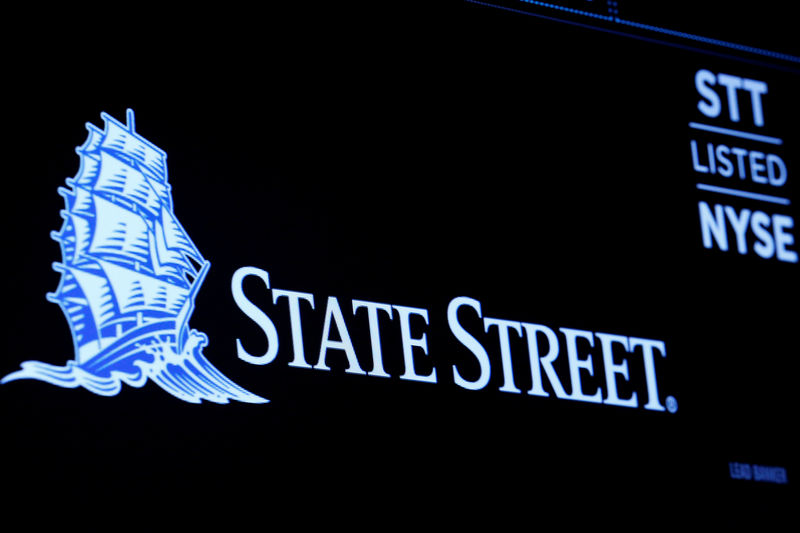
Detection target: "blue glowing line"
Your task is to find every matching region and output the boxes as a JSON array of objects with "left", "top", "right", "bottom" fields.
[
  {"left": 696, "top": 183, "right": 791, "bottom": 206},
  {"left": 470, "top": 1, "right": 800, "bottom": 64},
  {"left": 615, "top": 19, "right": 800, "bottom": 64},
  {"left": 688, "top": 122, "right": 783, "bottom": 145},
  {"left": 516, "top": 0, "right": 612, "bottom": 21}
]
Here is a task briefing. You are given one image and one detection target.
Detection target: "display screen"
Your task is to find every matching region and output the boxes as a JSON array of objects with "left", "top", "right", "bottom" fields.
[{"left": 3, "top": 2, "right": 795, "bottom": 527}]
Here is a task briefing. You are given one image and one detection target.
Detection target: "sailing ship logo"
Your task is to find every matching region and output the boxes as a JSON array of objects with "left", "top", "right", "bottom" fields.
[{"left": 2, "top": 109, "right": 266, "bottom": 404}]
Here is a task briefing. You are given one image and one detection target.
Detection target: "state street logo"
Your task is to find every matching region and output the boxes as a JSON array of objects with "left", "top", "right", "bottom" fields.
[{"left": 1, "top": 109, "right": 266, "bottom": 404}]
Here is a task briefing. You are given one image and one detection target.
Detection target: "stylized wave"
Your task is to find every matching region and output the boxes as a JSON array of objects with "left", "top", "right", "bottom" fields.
[
  {"left": 2, "top": 330, "right": 266, "bottom": 404},
  {"left": 1, "top": 360, "right": 147, "bottom": 396}
]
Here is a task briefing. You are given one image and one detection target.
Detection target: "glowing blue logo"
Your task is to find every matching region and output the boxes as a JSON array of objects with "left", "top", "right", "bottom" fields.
[{"left": 2, "top": 110, "right": 266, "bottom": 404}]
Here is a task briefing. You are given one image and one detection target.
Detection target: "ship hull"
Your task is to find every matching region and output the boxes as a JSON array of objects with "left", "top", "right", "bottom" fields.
[{"left": 80, "top": 320, "right": 178, "bottom": 377}]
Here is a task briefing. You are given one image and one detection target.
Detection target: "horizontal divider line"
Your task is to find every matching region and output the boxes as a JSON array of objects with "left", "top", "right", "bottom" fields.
[
  {"left": 689, "top": 122, "right": 783, "bottom": 145},
  {"left": 696, "top": 183, "right": 791, "bottom": 205}
]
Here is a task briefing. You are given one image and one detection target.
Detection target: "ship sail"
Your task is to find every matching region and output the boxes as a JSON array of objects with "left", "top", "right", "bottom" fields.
[
  {"left": 99, "top": 115, "right": 168, "bottom": 188},
  {"left": 58, "top": 210, "right": 92, "bottom": 265},
  {"left": 61, "top": 184, "right": 94, "bottom": 215},
  {"left": 89, "top": 195, "right": 152, "bottom": 266},
  {"left": 93, "top": 150, "right": 167, "bottom": 216},
  {"left": 97, "top": 260, "right": 190, "bottom": 316},
  {"left": 161, "top": 206, "right": 203, "bottom": 263}
]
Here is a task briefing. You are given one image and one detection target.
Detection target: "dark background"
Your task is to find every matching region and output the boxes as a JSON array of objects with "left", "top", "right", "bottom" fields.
[{"left": 2, "top": 2, "right": 796, "bottom": 528}]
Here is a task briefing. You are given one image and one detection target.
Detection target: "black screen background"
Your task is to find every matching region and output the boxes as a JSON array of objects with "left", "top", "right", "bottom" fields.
[{"left": 2, "top": 2, "right": 796, "bottom": 528}]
